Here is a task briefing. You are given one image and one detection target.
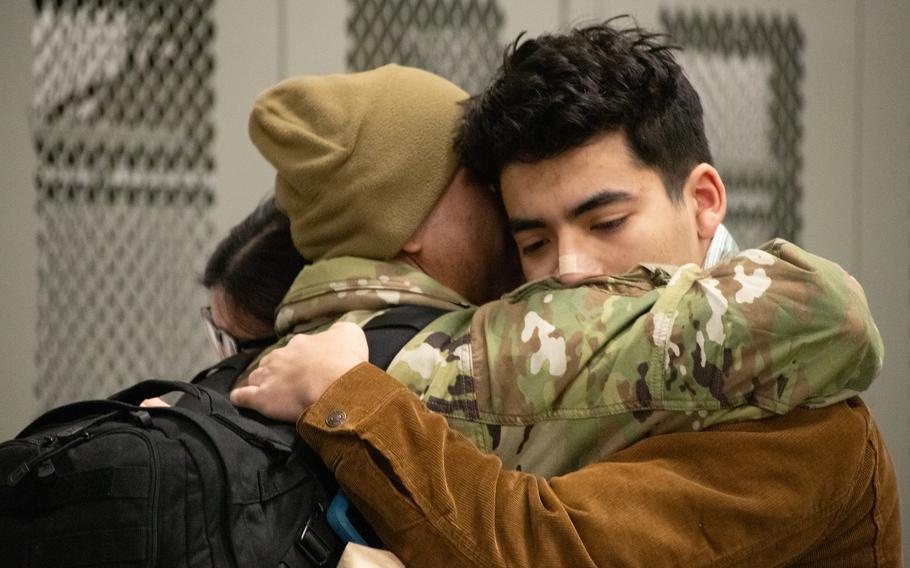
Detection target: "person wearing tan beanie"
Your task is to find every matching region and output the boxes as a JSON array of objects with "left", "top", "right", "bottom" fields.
[
  {"left": 250, "top": 64, "right": 467, "bottom": 262},
  {"left": 249, "top": 64, "right": 519, "bottom": 307}
]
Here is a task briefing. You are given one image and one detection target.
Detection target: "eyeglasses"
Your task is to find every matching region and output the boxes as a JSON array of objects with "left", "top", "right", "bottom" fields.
[{"left": 201, "top": 306, "right": 275, "bottom": 359}]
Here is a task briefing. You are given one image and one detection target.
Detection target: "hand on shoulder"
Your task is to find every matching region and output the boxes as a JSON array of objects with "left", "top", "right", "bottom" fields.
[{"left": 230, "top": 322, "right": 369, "bottom": 422}]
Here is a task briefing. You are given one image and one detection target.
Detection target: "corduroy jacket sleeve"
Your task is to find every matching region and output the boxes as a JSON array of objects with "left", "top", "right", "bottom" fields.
[{"left": 297, "top": 363, "right": 900, "bottom": 568}]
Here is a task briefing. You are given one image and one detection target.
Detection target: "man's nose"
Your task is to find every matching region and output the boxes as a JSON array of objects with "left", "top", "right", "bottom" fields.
[
  {"left": 556, "top": 266, "right": 596, "bottom": 285},
  {"left": 555, "top": 243, "right": 601, "bottom": 285}
]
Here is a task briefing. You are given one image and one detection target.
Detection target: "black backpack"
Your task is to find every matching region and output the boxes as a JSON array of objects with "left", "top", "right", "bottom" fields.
[{"left": 0, "top": 305, "right": 446, "bottom": 568}]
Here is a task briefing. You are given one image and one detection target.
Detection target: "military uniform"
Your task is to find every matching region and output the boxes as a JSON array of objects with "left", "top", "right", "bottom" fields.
[{"left": 273, "top": 239, "right": 881, "bottom": 478}]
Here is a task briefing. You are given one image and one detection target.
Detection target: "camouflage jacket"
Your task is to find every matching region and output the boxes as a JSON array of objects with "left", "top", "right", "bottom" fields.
[{"left": 275, "top": 240, "right": 882, "bottom": 477}]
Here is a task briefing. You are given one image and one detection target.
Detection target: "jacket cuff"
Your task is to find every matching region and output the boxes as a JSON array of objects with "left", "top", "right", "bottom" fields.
[{"left": 296, "top": 362, "right": 406, "bottom": 454}]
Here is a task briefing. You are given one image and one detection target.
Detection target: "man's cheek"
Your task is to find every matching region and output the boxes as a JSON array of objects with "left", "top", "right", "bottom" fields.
[{"left": 520, "top": 258, "right": 542, "bottom": 281}]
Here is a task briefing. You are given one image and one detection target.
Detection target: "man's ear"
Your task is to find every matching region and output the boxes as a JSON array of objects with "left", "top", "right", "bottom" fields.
[
  {"left": 400, "top": 236, "right": 422, "bottom": 254},
  {"left": 399, "top": 196, "right": 436, "bottom": 256},
  {"left": 394, "top": 232, "right": 425, "bottom": 272},
  {"left": 684, "top": 163, "right": 727, "bottom": 240}
]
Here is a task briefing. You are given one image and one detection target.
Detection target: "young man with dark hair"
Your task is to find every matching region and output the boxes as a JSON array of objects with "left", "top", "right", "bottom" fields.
[
  {"left": 457, "top": 19, "right": 727, "bottom": 282},
  {"left": 235, "top": 21, "right": 899, "bottom": 566}
]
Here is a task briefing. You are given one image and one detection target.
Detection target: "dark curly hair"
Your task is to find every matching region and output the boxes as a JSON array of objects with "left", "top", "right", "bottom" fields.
[{"left": 457, "top": 17, "right": 712, "bottom": 200}]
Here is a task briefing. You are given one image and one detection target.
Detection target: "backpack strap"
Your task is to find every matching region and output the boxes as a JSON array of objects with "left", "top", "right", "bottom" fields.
[
  {"left": 189, "top": 349, "right": 262, "bottom": 391},
  {"left": 188, "top": 305, "right": 446, "bottom": 400},
  {"left": 362, "top": 304, "right": 449, "bottom": 370}
]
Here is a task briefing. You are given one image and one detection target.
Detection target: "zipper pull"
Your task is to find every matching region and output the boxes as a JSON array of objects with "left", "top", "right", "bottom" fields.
[
  {"left": 55, "top": 424, "right": 87, "bottom": 443},
  {"left": 130, "top": 409, "right": 152, "bottom": 427},
  {"left": 6, "top": 458, "right": 58, "bottom": 487},
  {"left": 7, "top": 463, "right": 31, "bottom": 487}
]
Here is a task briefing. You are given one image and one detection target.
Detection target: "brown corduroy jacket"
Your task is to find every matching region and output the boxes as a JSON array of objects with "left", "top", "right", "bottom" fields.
[{"left": 298, "top": 363, "right": 901, "bottom": 567}]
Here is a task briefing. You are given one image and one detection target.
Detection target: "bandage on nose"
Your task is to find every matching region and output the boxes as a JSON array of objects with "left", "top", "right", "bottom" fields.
[
  {"left": 558, "top": 254, "right": 579, "bottom": 275},
  {"left": 558, "top": 254, "right": 599, "bottom": 279}
]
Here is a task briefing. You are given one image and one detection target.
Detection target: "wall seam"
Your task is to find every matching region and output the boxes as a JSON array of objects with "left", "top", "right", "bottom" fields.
[
  {"left": 852, "top": 0, "right": 864, "bottom": 276},
  {"left": 277, "top": 0, "right": 288, "bottom": 80}
]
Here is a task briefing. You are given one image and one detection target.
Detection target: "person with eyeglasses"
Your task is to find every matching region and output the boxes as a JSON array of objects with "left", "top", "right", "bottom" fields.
[
  {"left": 143, "top": 196, "right": 307, "bottom": 408},
  {"left": 199, "top": 196, "right": 309, "bottom": 360},
  {"left": 200, "top": 305, "right": 274, "bottom": 360}
]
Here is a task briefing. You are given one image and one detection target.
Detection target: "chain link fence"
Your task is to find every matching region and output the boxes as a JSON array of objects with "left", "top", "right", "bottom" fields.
[
  {"left": 347, "top": 0, "right": 504, "bottom": 94},
  {"left": 32, "top": 0, "right": 217, "bottom": 409}
]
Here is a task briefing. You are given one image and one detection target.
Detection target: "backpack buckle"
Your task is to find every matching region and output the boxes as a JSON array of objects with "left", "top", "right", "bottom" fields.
[{"left": 296, "top": 504, "right": 331, "bottom": 566}]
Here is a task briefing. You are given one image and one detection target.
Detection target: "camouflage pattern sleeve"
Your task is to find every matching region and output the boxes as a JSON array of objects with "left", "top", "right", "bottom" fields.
[
  {"left": 476, "top": 239, "right": 882, "bottom": 419},
  {"left": 650, "top": 239, "right": 882, "bottom": 415},
  {"left": 379, "top": 240, "right": 882, "bottom": 475},
  {"left": 390, "top": 239, "right": 882, "bottom": 424}
]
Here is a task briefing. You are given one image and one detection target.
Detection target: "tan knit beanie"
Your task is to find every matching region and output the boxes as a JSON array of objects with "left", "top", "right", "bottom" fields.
[{"left": 249, "top": 64, "right": 468, "bottom": 260}]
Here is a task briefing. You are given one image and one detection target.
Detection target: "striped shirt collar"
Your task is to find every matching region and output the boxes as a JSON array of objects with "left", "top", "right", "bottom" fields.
[{"left": 703, "top": 224, "right": 739, "bottom": 269}]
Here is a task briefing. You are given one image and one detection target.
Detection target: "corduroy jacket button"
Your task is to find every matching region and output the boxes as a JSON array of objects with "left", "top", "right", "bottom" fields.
[{"left": 325, "top": 409, "right": 347, "bottom": 428}]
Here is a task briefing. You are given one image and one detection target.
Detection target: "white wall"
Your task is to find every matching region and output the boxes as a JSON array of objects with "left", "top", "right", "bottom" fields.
[
  {"left": 0, "top": 2, "right": 39, "bottom": 440},
  {"left": 855, "top": 4, "right": 910, "bottom": 561},
  {"left": 211, "top": 0, "right": 285, "bottom": 236}
]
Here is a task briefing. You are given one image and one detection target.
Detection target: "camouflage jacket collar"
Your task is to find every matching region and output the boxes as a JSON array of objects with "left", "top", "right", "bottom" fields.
[
  {"left": 505, "top": 265, "right": 672, "bottom": 302},
  {"left": 275, "top": 256, "right": 471, "bottom": 335}
]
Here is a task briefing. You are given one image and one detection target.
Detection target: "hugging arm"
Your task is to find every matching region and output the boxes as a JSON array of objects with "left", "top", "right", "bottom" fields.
[
  {"left": 233, "top": 241, "right": 893, "bottom": 565},
  {"left": 294, "top": 363, "right": 895, "bottom": 567}
]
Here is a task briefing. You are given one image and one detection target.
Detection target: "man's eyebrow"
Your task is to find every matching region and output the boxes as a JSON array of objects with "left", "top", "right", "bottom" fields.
[
  {"left": 508, "top": 189, "right": 634, "bottom": 234},
  {"left": 508, "top": 218, "right": 547, "bottom": 234},
  {"left": 568, "top": 189, "right": 634, "bottom": 219}
]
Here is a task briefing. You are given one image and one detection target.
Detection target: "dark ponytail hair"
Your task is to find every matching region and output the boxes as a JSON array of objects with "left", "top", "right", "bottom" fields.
[{"left": 202, "top": 197, "right": 308, "bottom": 331}]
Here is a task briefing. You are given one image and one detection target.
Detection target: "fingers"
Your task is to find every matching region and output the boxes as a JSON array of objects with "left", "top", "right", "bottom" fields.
[
  {"left": 288, "top": 332, "right": 310, "bottom": 347},
  {"left": 231, "top": 382, "right": 301, "bottom": 423},
  {"left": 230, "top": 384, "right": 260, "bottom": 408},
  {"left": 247, "top": 347, "right": 283, "bottom": 387},
  {"left": 231, "top": 325, "right": 367, "bottom": 421},
  {"left": 246, "top": 365, "right": 267, "bottom": 387}
]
